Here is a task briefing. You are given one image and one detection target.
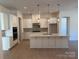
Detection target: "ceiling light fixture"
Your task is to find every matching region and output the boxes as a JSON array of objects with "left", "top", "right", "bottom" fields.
[
  {"left": 24, "top": 7, "right": 27, "bottom": 9},
  {"left": 57, "top": 3, "right": 60, "bottom": 22},
  {"left": 47, "top": 4, "right": 50, "bottom": 21},
  {"left": 37, "top": 4, "right": 40, "bottom": 22}
]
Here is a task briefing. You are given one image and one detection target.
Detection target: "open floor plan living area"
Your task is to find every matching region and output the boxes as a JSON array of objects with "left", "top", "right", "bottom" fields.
[{"left": 0, "top": 0, "right": 78, "bottom": 59}]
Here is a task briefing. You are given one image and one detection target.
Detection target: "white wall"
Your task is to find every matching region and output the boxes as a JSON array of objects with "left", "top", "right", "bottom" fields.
[
  {"left": 59, "top": 9, "right": 78, "bottom": 40},
  {"left": 17, "top": 11, "right": 24, "bottom": 41}
]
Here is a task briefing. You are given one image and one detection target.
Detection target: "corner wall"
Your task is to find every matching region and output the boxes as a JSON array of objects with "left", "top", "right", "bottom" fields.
[
  {"left": 17, "top": 11, "right": 24, "bottom": 41},
  {"left": 59, "top": 9, "right": 78, "bottom": 40}
]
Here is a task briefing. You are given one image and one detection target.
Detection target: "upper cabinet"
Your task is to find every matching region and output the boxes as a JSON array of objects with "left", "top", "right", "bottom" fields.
[
  {"left": 23, "top": 19, "right": 32, "bottom": 28},
  {"left": 48, "top": 17, "right": 58, "bottom": 24},
  {"left": 40, "top": 19, "right": 48, "bottom": 28},
  {"left": 32, "top": 14, "right": 40, "bottom": 23},
  {"left": 9, "top": 15, "right": 18, "bottom": 27},
  {"left": 0, "top": 13, "right": 9, "bottom": 30},
  {"left": 12, "top": 15, "right": 18, "bottom": 27}
]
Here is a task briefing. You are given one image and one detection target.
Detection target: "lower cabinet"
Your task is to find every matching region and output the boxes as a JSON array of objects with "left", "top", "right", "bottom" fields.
[
  {"left": 30, "top": 36, "right": 69, "bottom": 48},
  {"left": 30, "top": 37, "right": 42, "bottom": 48},
  {"left": 42, "top": 37, "right": 49, "bottom": 48},
  {"left": 36, "top": 38, "right": 42, "bottom": 48},
  {"left": 30, "top": 38, "right": 35, "bottom": 48},
  {"left": 55, "top": 37, "right": 69, "bottom": 48},
  {"left": 56, "top": 38, "right": 63, "bottom": 48},
  {"left": 2, "top": 37, "right": 18, "bottom": 50},
  {"left": 61, "top": 37, "right": 69, "bottom": 48},
  {"left": 2, "top": 37, "right": 10, "bottom": 50},
  {"left": 48, "top": 37, "right": 55, "bottom": 48}
]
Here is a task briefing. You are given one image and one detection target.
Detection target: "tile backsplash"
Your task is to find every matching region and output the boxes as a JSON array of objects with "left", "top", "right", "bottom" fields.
[{"left": 23, "top": 28, "right": 48, "bottom": 32}]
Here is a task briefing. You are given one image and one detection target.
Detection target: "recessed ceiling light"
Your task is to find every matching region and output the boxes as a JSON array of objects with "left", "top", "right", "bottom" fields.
[{"left": 24, "top": 7, "right": 27, "bottom": 9}]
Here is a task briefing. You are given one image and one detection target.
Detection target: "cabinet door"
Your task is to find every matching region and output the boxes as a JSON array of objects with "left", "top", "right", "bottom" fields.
[
  {"left": 0, "top": 13, "right": 9, "bottom": 30},
  {"left": 62, "top": 37, "right": 69, "bottom": 48},
  {"left": 42, "top": 37, "right": 49, "bottom": 48},
  {"left": 10, "top": 37, "right": 13, "bottom": 48},
  {"left": 2, "top": 37, "right": 10, "bottom": 50},
  {"left": 40, "top": 19, "right": 48, "bottom": 28},
  {"left": 30, "top": 38, "right": 36, "bottom": 48},
  {"left": 48, "top": 37, "right": 55, "bottom": 48},
  {"left": 30, "top": 37, "right": 42, "bottom": 48},
  {"left": 48, "top": 17, "right": 57, "bottom": 24},
  {"left": 32, "top": 14, "right": 40, "bottom": 23},
  {"left": 4, "top": 13, "right": 9, "bottom": 30},
  {"left": 36, "top": 37, "right": 42, "bottom": 48},
  {"left": 56, "top": 37, "right": 62, "bottom": 48},
  {"left": 23, "top": 19, "right": 32, "bottom": 28},
  {"left": 12, "top": 15, "right": 18, "bottom": 27},
  {"left": 56, "top": 37, "right": 69, "bottom": 48}
]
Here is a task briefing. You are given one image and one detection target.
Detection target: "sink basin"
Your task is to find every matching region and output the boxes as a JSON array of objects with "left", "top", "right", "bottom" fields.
[{"left": 43, "top": 33, "right": 51, "bottom": 35}]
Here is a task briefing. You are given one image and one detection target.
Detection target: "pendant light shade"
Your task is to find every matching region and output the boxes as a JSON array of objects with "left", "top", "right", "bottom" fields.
[
  {"left": 47, "top": 4, "right": 50, "bottom": 21},
  {"left": 37, "top": 4, "right": 40, "bottom": 22},
  {"left": 57, "top": 3, "right": 60, "bottom": 22}
]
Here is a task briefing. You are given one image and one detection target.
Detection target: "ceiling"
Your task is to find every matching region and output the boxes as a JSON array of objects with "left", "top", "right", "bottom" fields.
[{"left": 0, "top": 0, "right": 78, "bottom": 14}]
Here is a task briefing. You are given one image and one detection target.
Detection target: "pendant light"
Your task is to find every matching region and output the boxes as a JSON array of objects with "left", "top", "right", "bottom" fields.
[
  {"left": 37, "top": 4, "right": 40, "bottom": 22},
  {"left": 57, "top": 3, "right": 60, "bottom": 22},
  {"left": 47, "top": 4, "right": 50, "bottom": 22}
]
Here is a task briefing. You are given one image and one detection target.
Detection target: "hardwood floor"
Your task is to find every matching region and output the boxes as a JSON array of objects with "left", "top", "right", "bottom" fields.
[{"left": 3, "top": 40, "right": 78, "bottom": 59}]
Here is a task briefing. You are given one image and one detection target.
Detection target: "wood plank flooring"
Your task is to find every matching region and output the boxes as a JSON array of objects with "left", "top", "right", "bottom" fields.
[{"left": 3, "top": 40, "right": 78, "bottom": 59}]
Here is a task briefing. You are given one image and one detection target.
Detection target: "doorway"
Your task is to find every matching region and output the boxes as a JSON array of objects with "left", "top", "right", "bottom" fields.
[{"left": 59, "top": 17, "right": 70, "bottom": 36}]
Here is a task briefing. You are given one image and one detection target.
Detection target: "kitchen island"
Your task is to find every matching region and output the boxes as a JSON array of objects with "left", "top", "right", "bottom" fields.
[
  {"left": 0, "top": 32, "right": 3, "bottom": 59},
  {"left": 30, "top": 32, "right": 69, "bottom": 48}
]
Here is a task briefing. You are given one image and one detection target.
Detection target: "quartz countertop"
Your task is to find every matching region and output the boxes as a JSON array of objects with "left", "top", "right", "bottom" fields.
[{"left": 30, "top": 32, "right": 69, "bottom": 37}]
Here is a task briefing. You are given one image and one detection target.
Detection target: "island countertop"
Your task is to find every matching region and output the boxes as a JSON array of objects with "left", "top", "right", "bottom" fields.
[
  {"left": 30, "top": 32, "right": 69, "bottom": 48},
  {"left": 30, "top": 32, "right": 69, "bottom": 37}
]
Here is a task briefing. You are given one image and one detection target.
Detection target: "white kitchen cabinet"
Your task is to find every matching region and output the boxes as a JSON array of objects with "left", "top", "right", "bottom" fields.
[
  {"left": 30, "top": 38, "right": 36, "bottom": 48},
  {"left": 40, "top": 19, "right": 48, "bottom": 28},
  {"left": 0, "top": 13, "right": 9, "bottom": 30},
  {"left": 36, "top": 38, "right": 42, "bottom": 48},
  {"left": 30, "top": 35, "right": 69, "bottom": 48},
  {"left": 61, "top": 37, "right": 69, "bottom": 48},
  {"left": 56, "top": 37, "right": 69, "bottom": 48},
  {"left": 23, "top": 19, "right": 32, "bottom": 28},
  {"left": 7, "top": 15, "right": 17, "bottom": 27},
  {"left": 2, "top": 37, "right": 18, "bottom": 50},
  {"left": 42, "top": 37, "right": 48, "bottom": 48},
  {"left": 30, "top": 37, "right": 42, "bottom": 48},
  {"left": 55, "top": 37, "right": 62, "bottom": 48},
  {"left": 48, "top": 37, "right": 55, "bottom": 48},
  {"left": 32, "top": 14, "right": 40, "bottom": 23},
  {"left": 2, "top": 37, "right": 10, "bottom": 50},
  {"left": 12, "top": 15, "right": 18, "bottom": 27},
  {"left": 48, "top": 17, "right": 57, "bottom": 24}
]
